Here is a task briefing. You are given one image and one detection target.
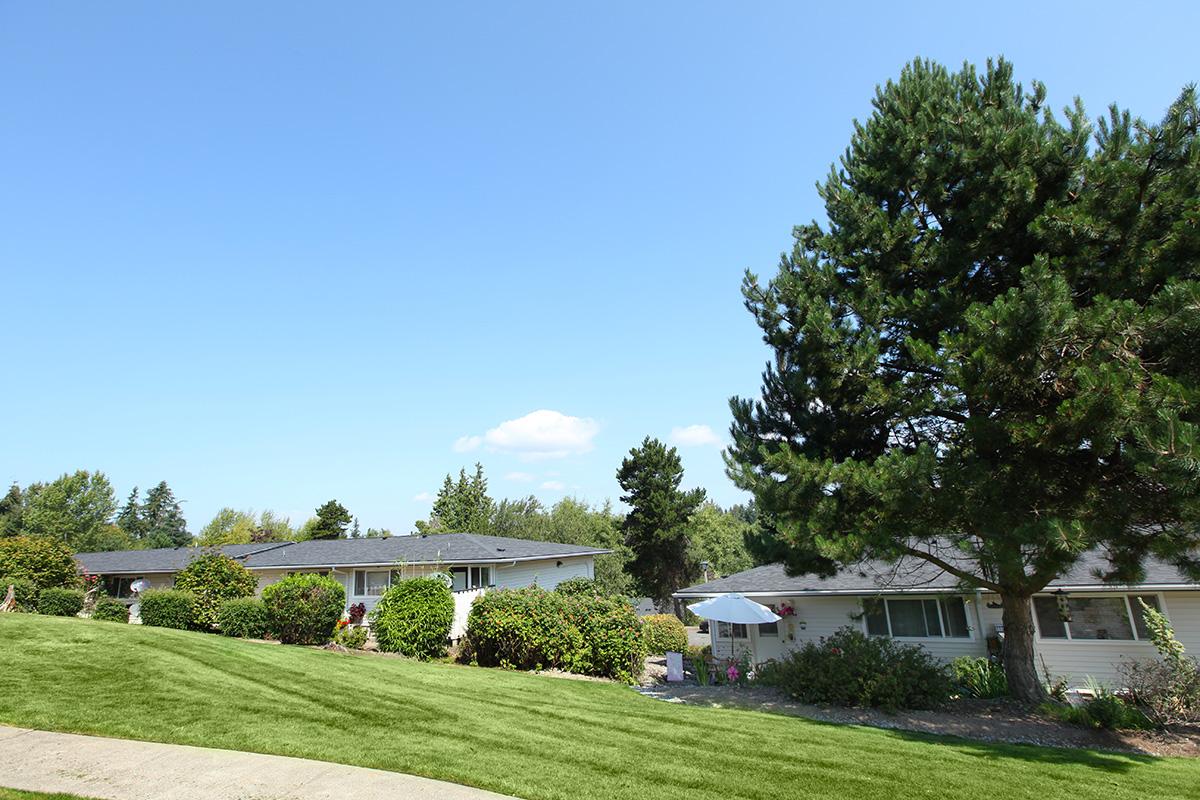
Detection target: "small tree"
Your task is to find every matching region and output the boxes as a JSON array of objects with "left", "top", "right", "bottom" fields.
[
  {"left": 309, "top": 500, "right": 352, "bottom": 540},
  {"left": 173, "top": 552, "right": 258, "bottom": 628},
  {"left": 617, "top": 437, "right": 706, "bottom": 605},
  {"left": 20, "top": 470, "right": 118, "bottom": 552},
  {"left": 0, "top": 535, "right": 78, "bottom": 590}
]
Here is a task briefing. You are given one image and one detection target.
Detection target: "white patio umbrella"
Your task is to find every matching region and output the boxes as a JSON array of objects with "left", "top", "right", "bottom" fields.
[{"left": 687, "top": 593, "right": 781, "bottom": 667}]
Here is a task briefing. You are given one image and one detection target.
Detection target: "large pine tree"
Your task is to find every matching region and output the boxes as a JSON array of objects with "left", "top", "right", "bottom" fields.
[
  {"left": 141, "top": 481, "right": 190, "bottom": 548},
  {"left": 726, "top": 59, "right": 1200, "bottom": 701}
]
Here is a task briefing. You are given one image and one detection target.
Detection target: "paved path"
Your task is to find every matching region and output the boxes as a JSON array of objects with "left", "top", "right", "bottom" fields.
[{"left": 0, "top": 726, "right": 518, "bottom": 800}]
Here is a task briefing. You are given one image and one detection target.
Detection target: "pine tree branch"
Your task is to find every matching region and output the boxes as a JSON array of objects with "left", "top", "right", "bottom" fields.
[{"left": 903, "top": 546, "right": 1004, "bottom": 593}]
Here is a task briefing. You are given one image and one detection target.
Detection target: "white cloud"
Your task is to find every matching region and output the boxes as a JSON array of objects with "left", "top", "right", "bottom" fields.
[
  {"left": 504, "top": 471, "right": 535, "bottom": 482},
  {"left": 670, "top": 424, "right": 723, "bottom": 448},
  {"left": 413, "top": 491, "right": 433, "bottom": 502},
  {"left": 458, "top": 409, "right": 598, "bottom": 461},
  {"left": 453, "top": 435, "right": 483, "bottom": 453},
  {"left": 540, "top": 480, "right": 566, "bottom": 491}
]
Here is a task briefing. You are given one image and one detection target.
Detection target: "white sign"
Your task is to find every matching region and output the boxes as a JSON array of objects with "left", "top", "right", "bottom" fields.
[{"left": 666, "top": 651, "right": 684, "bottom": 682}]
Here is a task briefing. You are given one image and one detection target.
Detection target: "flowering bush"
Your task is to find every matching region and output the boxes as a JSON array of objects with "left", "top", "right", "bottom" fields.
[
  {"left": 463, "top": 587, "right": 645, "bottom": 682},
  {"left": 775, "top": 602, "right": 796, "bottom": 618},
  {"left": 369, "top": 577, "right": 455, "bottom": 659},
  {"left": 763, "top": 627, "right": 952, "bottom": 710}
]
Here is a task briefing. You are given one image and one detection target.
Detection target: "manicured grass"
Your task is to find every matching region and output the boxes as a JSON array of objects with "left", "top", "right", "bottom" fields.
[
  {"left": 1, "top": 616, "right": 1196, "bottom": 800},
  {"left": 0, "top": 790, "right": 98, "bottom": 800}
]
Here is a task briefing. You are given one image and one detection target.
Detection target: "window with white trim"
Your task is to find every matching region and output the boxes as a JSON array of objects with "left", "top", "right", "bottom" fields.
[
  {"left": 104, "top": 576, "right": 139, "bottom": 599},
  {"left": 1033, "top": 594, "right": 1161, "bottom": 641},
  {"left": 863, "top": 597, "right": 972, "bottom": 638},
  {"left": 352, "top": 570, "right": 402, "bottom": 597},
  {"left": 450, "top": 566, "right": 492, "bottom": 592}
]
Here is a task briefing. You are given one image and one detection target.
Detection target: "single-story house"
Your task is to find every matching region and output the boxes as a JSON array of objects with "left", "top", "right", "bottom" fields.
[
  {"left": 75, "top": 533, "right": 608, "bottom": 638},
  {"left": 674, "top": 550, "right": 1200, "bottom": 687}
]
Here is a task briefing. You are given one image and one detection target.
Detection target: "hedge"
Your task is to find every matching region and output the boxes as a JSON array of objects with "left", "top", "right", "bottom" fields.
[
  {"left": 261, "top": 573, "right": 345, "bottom": 644},
  {"left": 139, "top": 589, "right": 197, "bottom": 630},
  {"left": 464, "top": 587, "right": 645, "bottom": 682},
  {"left": 0, "top": 536, "right": 78, "bottom": 591},
  {"left": 642, "top": 614, "right": 688, "bottom": 655},
  {"left": 37, "top": 587, "right": 84, "bottom": 617},
  {"left": 173, "top": 552, "right": 258, "bottom": 629},
  {"left": 369, "top": 576, "right": 454, "bottom": 659},
  {"left": 0, "top": 575, "right": 39, "bottom": 612},
  {"left": 92, "top": 597, "right": 130, "bottom": 623},
  {"left": 217, "top": 597, "right": 269, "bottom": 639}
]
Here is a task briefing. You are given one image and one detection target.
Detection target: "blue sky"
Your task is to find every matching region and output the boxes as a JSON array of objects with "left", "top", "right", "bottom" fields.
[{"left": 2, "top": 2, "right": 1197, "bottom": 534}]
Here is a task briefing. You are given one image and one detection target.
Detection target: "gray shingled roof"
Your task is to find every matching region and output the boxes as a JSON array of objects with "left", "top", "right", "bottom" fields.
[
  {"left": 75, "top": 533, "right": 609, "bottom": 575},
  {"left": 674, "top": 549, "right": 1199, "bottom": 597}
]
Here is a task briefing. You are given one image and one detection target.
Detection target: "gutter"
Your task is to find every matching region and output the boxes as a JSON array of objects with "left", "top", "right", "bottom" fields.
[{"left": 673, "top": 583, "right": 1200, "bottom": 599}]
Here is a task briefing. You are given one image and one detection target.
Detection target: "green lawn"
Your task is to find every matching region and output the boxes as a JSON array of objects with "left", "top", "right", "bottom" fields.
[
  {"left": 1, "top": 615, "right": 1195, "bottom": 800},
  {"left": 0, "top": 790, "right": 97, "bottom": 800}
]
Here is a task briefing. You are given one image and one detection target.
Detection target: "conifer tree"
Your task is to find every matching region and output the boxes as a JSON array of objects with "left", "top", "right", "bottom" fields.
[
  {"left": 141, "top": 481, "right": 190, "bottom": 548},
  {"left": 310, "top": 500, "right": 352, "bottom": 540},
  {"left": 727, "top": 58, "right": 1200, "bottom": 701}
]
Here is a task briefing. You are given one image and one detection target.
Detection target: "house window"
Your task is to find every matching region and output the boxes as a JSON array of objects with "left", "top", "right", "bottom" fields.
[
  {"left": 863, "top": 597, "right": 972, "bottom": 639},
  {"left": 353, "top": 570, "right": 400, "bottom": 597},
  {"left": 103, "top": 576, "right": 138, "bottom": 599},
  {"left": 759, "top": 620, "right": 779, "bottom": 636},
  {"left": 450, "top": 566, "right": 492, "bottom": 592},
  {"left": 1032, "top": 594, "right": 1161, "bottom": 641},
  {"left": 717, "top": 622, "right": 748, "bottom": 639}
]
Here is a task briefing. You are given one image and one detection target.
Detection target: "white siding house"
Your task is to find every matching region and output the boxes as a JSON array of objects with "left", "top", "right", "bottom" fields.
[
  {"left": 77, "top": 534, "right": 608, "bottom": 639},
  {"left": 676, "top": 551, "right": 1200, "bottom": 689}
]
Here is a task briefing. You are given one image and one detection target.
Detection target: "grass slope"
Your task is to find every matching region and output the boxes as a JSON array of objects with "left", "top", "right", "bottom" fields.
[
  {"left": 1, "top": 615, "right": 1195, "bottom": 800},
  {"left": 0, "top": 792, "right": 96, "bottom": 800}
]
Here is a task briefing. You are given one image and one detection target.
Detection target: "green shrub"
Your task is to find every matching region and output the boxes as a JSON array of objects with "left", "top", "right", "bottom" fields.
[
  {"left": 173, "top": 552, "right": 258, "bottom": 629},
  {"left": 465, "top": 587, "right": 584, "bottom": 672},
  {"left": 91, "top": 597, "right": 129, "bottom": 623},
  {"left": 217, "top": 597, "right": 268, "bottom": 638},
  {"left": 1119, "top": 599, "right": 1200, "bottom": 725},
  {"left": 0, "top": 575, "right": 39, "bottom": 612},
  {"left": 1042, "top": 692, "right": 1152, "bottom": 730},
  {"left": 0, "top": 536, "right": 77, "bottom": 591},
  {"left": 464, "top": 587, "right": 645, "bottom": 682},
  {"left": 369, "top": 577, "right": 454, "bottom": 659},
  {"left": 765, "top": 627, "right": 953, "bottom": 711},
  {"left": 139, "top": 589, "right": 197, "bottom": 630},
  {"left": 261, "top": 573, "right": 345, "bottom": 645},
  {"left": 335, "top": 624, "right": 369, "bottom": 649},
  {"left": 37, "top": 586, "right": 84, "bottom": 617},
  {"left": 642, "top": 613, "right": 688, "bottom": 655},
  {"left": 952, "top": 656, "right": 1008, "bottom": 698},
  {"left": 567, "top": 594, "right": 647, "bottom": 682}
]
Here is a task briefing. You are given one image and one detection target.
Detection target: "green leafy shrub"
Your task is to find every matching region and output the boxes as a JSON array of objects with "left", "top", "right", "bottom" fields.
[
  {"left": 567, "top": 594, "right": 646, "bottom": 682},
  {"left": 0, "top": 575, "right": 39, "bottom": 612},
  {"left": 37, "top": 586, "right": 84, "bottom": 617},
  {"left": 91, "top": 597, "right": 129, "bottom": 623},
  {"left": 642, "top": 613, "right": 688, "bottom": 654},
  {"left": 261, "top": 573, "right": 345, "bottom": 645},
  {"left": 554, "top": 577, "right": 600, "bottom": 597},
  {"left": 139, "top": 589, "right": 197, "bottom": 630},
  {"left": 0, "top": 536, "right": 77, "bottom": 590},
  {"left": 464, "top": 587, "right": 645, "bottom": 681},
  {"left": 173, "top": 552, "right": 258, "bottom": 629},
  {"left": 217, "top": 597, "right": 269, "bottom": 638},
  {"left": 765, "top": 627, "right": 952, "bottom": 711},
  {"left": 335, "top": 624, "right": 369, "bottom": 649},
  {"left": 1042, "top": 692, "right": 1152, "bottom": 730},
  {"left": 369, "top": 577, "right": 454, "bottom": 659},
  {"left": 1119, "top": 599, "right": 1200, "bottom": 725},
  {"left": 952, "top": 656, "right": 1008, "bottom": 698}
]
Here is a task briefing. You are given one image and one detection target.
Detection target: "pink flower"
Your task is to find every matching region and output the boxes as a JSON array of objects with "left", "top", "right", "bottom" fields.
[{"left": 726, "top": 664, "right": 740, "bottom": 682}]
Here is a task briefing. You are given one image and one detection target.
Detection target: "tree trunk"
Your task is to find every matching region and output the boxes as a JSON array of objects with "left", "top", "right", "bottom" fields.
[{"left": 1000, "top": 593, "right": 1047, "bottom": 703}]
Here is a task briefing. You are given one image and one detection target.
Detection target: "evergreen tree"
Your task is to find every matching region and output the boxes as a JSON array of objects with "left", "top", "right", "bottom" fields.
[
  {"left": 417, "top": 464, "right": 494, "bottom": 533},
  {"left": 726, "top": 59, "right": 1200, "bottom": 701},
  {"left": 616, "top": 437, "right": 706, "bottom": 605},
  {"left": 116, "top": 487, "right": 146, "bottom": 541},
  {"left": 310, "top": 500, "right": 352, "bottom": 540},
  {"left": 350, "top": 517, "right": 361, "bottom": 538},
  {"left": 0, "top": 483, "right": 23, "bottom": 536},
  {"left": 141, "top": 481, "right": 190, "bottom": 548}
]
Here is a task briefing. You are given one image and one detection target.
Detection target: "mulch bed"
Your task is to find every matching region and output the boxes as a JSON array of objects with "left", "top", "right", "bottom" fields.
[{"left": 636, "top": 659, "right": 1200, "bottom": 757}]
